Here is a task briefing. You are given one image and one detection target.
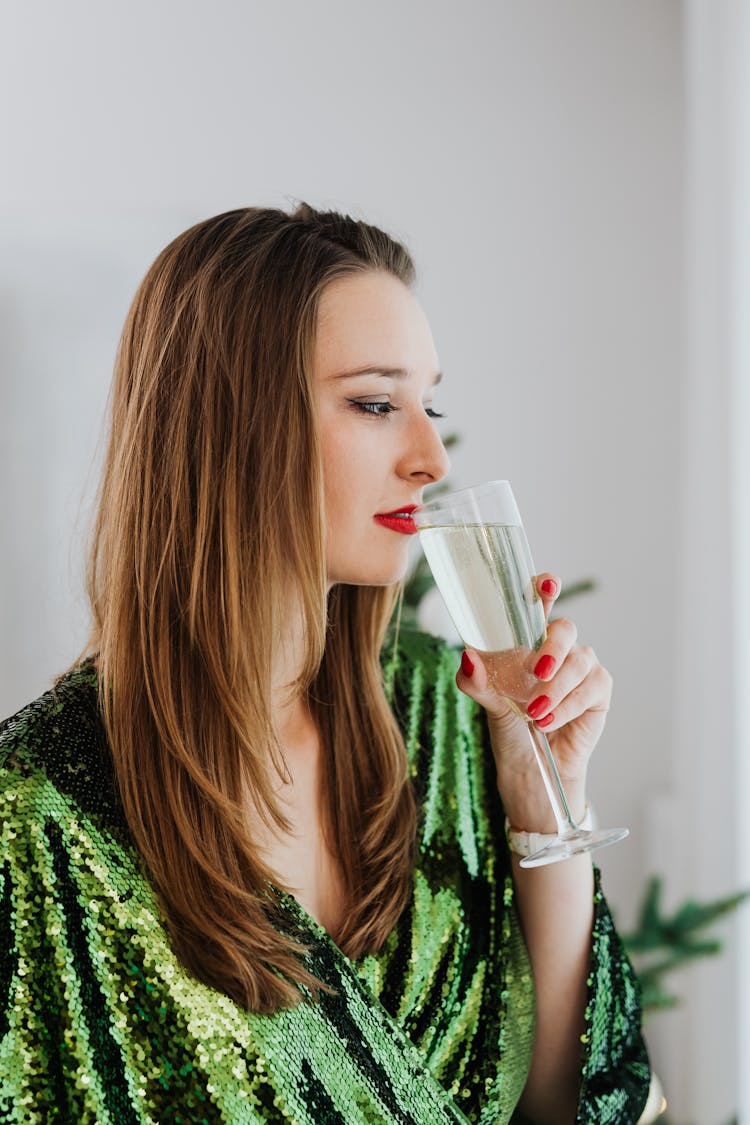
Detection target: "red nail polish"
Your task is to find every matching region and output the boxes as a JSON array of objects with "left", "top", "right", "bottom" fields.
[
  {"left": 527, "top": 695, "right": 551, "bottom": 719},
  {"left": 533, "top": 654, "right": 556, "bottom": 679},
  {"left": 536, "top": 713, "right": 555, "bottom": 728},
  {"left": 461, "top": 650, "right": 475, "bottom": 677},
  {"left": 541, "top": 579, "right": 558, "bottom": 596}
]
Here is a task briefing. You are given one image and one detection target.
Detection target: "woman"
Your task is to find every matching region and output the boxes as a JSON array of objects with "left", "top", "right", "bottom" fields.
[{"left": 0, "top": 205, "right": 649, "bottom": 1123}]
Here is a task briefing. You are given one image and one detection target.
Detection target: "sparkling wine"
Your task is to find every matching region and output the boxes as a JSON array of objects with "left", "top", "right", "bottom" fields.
[{"left": 418, "top": 523, "right": 545, "bottom": 705}]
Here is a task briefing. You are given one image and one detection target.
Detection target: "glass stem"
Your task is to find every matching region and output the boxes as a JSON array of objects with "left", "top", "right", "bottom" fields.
[{"left": 524, "top": 722, "right": 580, "bottom": 837}]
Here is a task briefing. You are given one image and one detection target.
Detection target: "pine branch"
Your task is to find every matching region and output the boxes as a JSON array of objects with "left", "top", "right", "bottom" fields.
[
  {"left": 621, "top": 877, "right": 750, "bottom": 1012},
  {"left": 555, "top": 578, "right": 597, "bottom": 602}
]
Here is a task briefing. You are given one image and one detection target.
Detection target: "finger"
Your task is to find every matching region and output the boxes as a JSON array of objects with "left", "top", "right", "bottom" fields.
[
  {"left": 529, "top": 616, "right": 578, "bottom": 682},
  {"left": 530, "top": 662, "right": 612, "bottom": 733},
  {"left": 455, "top": 646, "right": 490, "bottom": 699},
  {"left": 456, "top": 648, "right": 519, "bottom": 722},
  {"left": 535, "top": 572, "right": 561, "bottom": 622},
  {"left": 526, "top": 645, "right": 597, "bottom": 721}
]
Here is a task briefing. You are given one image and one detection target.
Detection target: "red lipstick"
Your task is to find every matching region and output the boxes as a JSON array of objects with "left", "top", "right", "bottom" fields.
[{"left": 373, "top": 504, "right": 420, "bottom": 535}]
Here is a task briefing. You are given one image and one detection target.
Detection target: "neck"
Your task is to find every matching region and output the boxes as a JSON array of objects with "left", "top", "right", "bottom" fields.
[{"left": 271, "top": 596, "right": 313, "bottom": 744}]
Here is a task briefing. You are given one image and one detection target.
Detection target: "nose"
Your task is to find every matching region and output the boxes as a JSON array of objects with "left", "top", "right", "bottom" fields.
[{"left": 397, "top": 408, "right": 451, "bottom": 485}]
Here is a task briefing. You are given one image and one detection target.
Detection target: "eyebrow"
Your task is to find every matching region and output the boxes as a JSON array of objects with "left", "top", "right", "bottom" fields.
[{"left": 329, "top": 365, "right": 443, "bottom": 385}]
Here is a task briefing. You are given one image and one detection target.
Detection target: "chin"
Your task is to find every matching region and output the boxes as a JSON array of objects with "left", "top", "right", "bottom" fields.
[
  {"left": 333, "top": 573, "right": 405, "bottom": 589},
  {"left": 328, "top": 550, "right": 411, "bottom": 588}
]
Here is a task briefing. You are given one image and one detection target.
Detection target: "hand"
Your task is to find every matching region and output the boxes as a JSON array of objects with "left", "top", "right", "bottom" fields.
[{"left": 455, "top": 573, "right": 613, "bottom": 831}]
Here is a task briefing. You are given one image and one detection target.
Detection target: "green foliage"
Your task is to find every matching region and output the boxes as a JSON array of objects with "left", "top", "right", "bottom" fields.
[
  {"left": 552, "top": 578, "right": 597, "bottom": 602},
  {"left": 621, "top": 877, "right": 750, "bottom": 1012}
]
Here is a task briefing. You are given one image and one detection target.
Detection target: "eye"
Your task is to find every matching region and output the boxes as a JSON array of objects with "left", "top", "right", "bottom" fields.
[
  {"left": 425, "top": 407, "right": 445, "bottom": 419},
  {"left": 348, "top": 398, "right": 397, "bottom": 418}
]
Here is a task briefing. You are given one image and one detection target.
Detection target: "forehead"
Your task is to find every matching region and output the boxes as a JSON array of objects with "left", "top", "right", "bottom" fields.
[{"left": 314, "top": 271, "right": 439, "bottom": 378}]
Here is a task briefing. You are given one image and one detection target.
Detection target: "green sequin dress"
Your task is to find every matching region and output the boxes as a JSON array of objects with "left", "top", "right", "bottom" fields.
[{"left": 0, "top": 630, "right": 650, "bottom": 1123}]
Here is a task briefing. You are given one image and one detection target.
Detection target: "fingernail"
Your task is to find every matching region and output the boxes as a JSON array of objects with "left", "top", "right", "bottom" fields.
[
  {"left": 527, "top": 695, "right": 551, "bottom": 719},
  {"left": 536, "top": 713, "right": 555, "bottom": 728},
  {"left": 541, "top": 579, "right": 558, "bottom": 596},
  {"left": 461, "top": 650, "right": 475, "bottom": 677},
  {"left": 533, "top": 654, "right": 556, "bottom": 679}
]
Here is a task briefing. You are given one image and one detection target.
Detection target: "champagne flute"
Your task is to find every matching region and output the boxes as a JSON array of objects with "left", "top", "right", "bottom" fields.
[{"left": 413, "top": 479, "right": 628, "bottom": 868}]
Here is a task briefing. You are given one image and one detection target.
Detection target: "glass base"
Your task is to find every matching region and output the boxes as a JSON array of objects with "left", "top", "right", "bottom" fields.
[{"left": 518, "top": 826, "right": 630, "bottom": 869}]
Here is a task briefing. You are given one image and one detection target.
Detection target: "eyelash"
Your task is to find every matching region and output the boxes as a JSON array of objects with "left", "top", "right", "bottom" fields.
[{"left": 349, "top": 400, "right": 445, "bottom": 420}]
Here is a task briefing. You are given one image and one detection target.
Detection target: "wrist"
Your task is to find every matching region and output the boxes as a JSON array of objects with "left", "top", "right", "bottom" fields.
[
  {"left": 500, "top": 778, "right": 588, "bottom": 835},
  {"left": 505, "top": 804, "right": 595, "bottom": 859}
]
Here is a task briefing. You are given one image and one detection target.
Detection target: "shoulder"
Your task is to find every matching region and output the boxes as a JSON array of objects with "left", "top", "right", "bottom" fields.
[
  {"left": 383, "top": 625, "right": 460, "bottom": 706},
  {"left": 385, "top": 626, "right": 485, "bottom": 754},
  {"left": 0, "top": 660, "right": 118, "bottom": 822},
  {"left": 388, "top": 625, "right": 450, "bottom": 666},
  {"left": 382, "top": 625, "right": 479, "bottom": 755},
  {"left": 385, "top": 627, "right": 505, "bottom": 877}
]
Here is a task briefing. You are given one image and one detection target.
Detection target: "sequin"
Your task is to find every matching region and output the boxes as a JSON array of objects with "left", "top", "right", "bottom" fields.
[{"left": 0, "top": 630, "right": 649, "bottom": 1122}]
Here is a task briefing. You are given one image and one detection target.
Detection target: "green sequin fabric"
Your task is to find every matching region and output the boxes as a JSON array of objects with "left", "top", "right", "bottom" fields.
[{"left": 0, "top": 630, "right": 649, "bottom": 1123}]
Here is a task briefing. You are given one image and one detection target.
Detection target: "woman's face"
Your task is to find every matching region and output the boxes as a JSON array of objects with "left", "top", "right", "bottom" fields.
[{"left": 314, "top": 270, "right": 450, "bottom": 587}]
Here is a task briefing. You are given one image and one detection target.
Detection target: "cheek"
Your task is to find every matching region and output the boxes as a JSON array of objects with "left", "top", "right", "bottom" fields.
[
  {"left": 320, "top": 421, "right": 351, "bottom": 476},
  {"left": 319, "top": 415, "right": 377, "bottom": 499},
  {"left": 319, "top": 421, "right": 361, "bottom": 524}
]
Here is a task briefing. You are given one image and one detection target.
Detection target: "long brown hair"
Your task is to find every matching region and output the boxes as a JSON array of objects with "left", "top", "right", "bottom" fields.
[{"left": 87, "top": 205, "right": 418, "bottom": 1012}]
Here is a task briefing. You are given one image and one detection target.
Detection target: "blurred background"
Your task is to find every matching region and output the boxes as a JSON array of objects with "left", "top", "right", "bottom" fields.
[{"left": 1, "top": 1, "right": 748, "bottom": 1120}]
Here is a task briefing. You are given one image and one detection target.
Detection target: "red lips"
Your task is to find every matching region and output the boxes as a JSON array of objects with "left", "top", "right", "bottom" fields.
[{"left": 373, "top": 504, "right": 420, "bottom": 535}]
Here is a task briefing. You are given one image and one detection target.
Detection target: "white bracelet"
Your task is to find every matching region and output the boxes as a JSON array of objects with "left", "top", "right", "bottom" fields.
[{"left": 505, "top": 805, "right": 594, "bottom": 858}]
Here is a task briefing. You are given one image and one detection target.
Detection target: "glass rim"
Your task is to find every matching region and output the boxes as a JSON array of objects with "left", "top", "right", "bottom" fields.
[
  {"left": 418, "top": 479, "right": 511, "bottom": 508},
  {"left": 413, "top": 479, "right": 523, "bottom": 529}
]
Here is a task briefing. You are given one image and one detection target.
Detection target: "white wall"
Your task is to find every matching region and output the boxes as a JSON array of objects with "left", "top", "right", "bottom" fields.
[
  {"left": 662, "top": 5, "right": 746, "bottom": 1122},
  {"left": 2, "top": 0, "right": 717, "bottom": 1116}
]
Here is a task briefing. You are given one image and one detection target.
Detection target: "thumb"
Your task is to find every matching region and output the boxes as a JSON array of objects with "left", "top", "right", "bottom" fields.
[
  {"left": 456, "top": 647, "right": 491, "bottom": 702},
  {"left": 456, "top": 648, "right": 520, "bottom": 723}
]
